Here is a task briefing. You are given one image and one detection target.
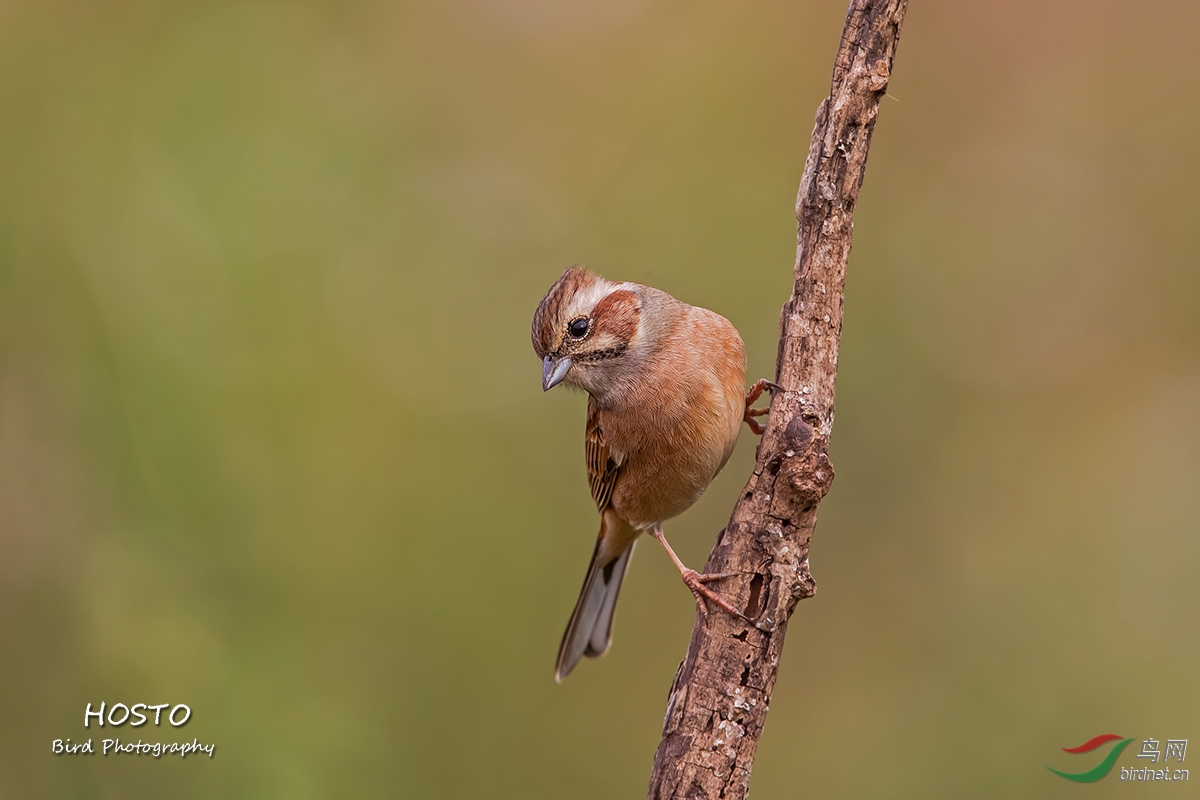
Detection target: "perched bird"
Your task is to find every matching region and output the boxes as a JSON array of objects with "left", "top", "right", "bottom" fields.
[{"left": 532, "top": 266, "right": 776, "bottom": 681}]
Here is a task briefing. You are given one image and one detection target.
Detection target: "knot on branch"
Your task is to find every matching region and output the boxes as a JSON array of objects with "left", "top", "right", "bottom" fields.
[
  {"left": 792, "top": 558, "right": 817, "bottom": 601},
  {"left": 757, "top": 553, "right": 816, "bottom": 634},
  {"left": 783, "top": 413, "right": 815, "bottom": 450},
  {"left": 864, "top": 59, "right": 890, "bottom": 93},
  {"left": 767, "top": 415, "right": 835, "bottom": 519}
]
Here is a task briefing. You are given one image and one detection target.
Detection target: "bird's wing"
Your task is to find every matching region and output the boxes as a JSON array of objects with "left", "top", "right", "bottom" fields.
[{"left": 585, "top": 397, "right": 622, "bottom": 512}]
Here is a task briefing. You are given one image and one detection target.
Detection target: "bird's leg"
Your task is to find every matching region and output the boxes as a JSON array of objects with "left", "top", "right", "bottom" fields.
[
  {"left": 743, "top": 379, "right": 783, "bottom": 435},
  {"left": 650, "top": 526, "right": 751, "bottom": 623}
]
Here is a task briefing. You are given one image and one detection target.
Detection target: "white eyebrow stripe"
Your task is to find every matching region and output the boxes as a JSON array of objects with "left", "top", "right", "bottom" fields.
[{"left": 566, "top": 280, "right": 619, "bottom": 319}]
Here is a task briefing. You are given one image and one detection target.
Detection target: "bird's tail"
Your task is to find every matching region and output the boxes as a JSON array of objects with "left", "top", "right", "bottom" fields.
[{"left": 555, "top": 512, "right": 637, "bottom": 682}]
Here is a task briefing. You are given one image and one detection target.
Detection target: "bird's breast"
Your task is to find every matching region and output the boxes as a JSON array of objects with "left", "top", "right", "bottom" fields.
[{"left": 600, "top": 310, "right": 746, "bottom": 529}]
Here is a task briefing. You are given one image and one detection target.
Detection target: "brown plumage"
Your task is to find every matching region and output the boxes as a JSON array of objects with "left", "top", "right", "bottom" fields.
[{"left": 532, "top": 266, "right": 773, "bottom": 681}]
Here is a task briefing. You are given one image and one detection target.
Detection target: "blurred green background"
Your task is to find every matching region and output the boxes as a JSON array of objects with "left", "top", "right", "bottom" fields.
[{"left": 2, "top": 0, "right": 1198, "bottom": 797}]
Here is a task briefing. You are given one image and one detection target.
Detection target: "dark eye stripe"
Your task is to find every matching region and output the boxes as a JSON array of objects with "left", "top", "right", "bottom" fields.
[{"left": 573, "top": 343, "right": 627, "bottom": 363}]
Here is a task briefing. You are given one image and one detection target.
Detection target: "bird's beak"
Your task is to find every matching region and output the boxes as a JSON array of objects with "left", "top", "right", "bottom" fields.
[{"left": 542, "top": 356, "right": 572, "bottom": 391}]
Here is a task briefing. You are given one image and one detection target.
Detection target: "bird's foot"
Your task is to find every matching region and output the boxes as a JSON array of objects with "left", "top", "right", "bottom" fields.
[
  {"left": 681, "top": 569, "right": 752, "bottom": 623},
  {"left": 743, "top": 379, "right": 783, "bottom": 435},
  {"left": 651, "top": 526, "right": 753, "bottom": 624}
]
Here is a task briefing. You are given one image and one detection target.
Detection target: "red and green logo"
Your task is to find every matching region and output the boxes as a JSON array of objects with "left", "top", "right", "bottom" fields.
[{"left": 1047, "top": 734, "right": 1135, "bottom": 782}]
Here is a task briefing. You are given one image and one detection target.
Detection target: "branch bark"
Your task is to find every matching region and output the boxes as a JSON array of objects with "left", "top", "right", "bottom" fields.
[{"left": 647, "top": 2, "right": 908, "bottom": 798}]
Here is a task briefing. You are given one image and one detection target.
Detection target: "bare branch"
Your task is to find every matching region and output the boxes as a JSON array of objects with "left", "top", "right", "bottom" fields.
[{"left": 647, "top": 2, "right": 908, "bottom": 798}]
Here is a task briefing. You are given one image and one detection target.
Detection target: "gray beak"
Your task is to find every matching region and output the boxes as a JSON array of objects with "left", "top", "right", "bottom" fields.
[{"left": 542, "top": 356, "right": 572, "bottom": 391}]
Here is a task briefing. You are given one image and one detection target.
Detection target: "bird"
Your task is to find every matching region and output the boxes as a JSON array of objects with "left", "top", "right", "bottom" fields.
[{"left": 532, "top": 266, "right": 777, "bottom": 681}]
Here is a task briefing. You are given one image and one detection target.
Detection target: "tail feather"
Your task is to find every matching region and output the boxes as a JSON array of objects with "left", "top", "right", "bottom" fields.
[{"left": 555, "top": 540, "right": 635, "bottom": 682}]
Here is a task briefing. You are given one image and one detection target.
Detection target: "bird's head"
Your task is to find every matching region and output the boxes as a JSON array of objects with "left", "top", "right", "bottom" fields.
[{"left": 531, "top": 266, "right": 644, "bottom": 395}]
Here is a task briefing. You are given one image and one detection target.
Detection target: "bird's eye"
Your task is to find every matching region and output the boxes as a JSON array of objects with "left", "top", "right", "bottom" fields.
[{"left": 568, "top": 318, "right": 590, "bottom": 338}]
